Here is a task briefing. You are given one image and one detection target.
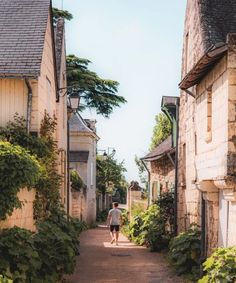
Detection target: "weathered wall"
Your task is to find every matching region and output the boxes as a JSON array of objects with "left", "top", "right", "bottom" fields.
[
  {"left": 179, "top": 1, "right": 236, "bottom": 254},
  {"left": 149, "top": 156, "right": 175, "bottom": 201},
  {"left": 195, "top": 56, "right": 228, "bottom": 180},
  {"left": 0, "top": 188, "right": 36, "bottom": 231}
]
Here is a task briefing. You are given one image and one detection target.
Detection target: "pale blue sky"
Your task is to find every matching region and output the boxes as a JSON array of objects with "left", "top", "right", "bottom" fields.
[{"left": 53, "top": 0, "right": 187, "bottom": 183}]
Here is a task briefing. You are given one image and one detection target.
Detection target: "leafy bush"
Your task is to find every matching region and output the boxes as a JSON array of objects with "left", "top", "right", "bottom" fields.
[
  {"left": 34, "top": 221, "right": 76, "bottom": 282},
  {"left": 154, "top": 192, "right": 174, "bottom": 233},
  {"left": 199, "top": 246, "right": 236, "bottom": 283},
  {"left": 128, "top": 205, "right": 170, "bottom": 251},
  {"left": 70, "top": 169, "right": 84, "bottom": 191},
  {"left": 121, "top": 209, "right": 129, "bottom": 225},
  {"left": 0, "top": 141, "right": 40, "bottom": 219},
  {"left": 168, "top": 224, "right": 201, "bottom": 277},
  {"left": 96, "top": 209, "right": 109, "bottom": 223},
  {"left": 0, "top": 227, "right": 41, "bottom": 283},
  {"left": 0, "top": 275, "right": 12, "bottom": 283}
]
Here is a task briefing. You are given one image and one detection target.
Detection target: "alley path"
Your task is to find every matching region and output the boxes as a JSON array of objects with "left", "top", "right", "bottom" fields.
[{"left": 67, "top": 226, "right": 184, "bottom": 283}]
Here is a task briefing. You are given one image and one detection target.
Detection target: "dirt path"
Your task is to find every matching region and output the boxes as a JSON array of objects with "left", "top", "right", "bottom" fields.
[{"left": 67, "top": 225, "right": 184, "bottom": 283}]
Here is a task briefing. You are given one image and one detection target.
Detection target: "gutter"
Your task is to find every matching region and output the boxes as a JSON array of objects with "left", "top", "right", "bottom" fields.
[{"left": 25, "top": 79, "right": 33, "bottom": 133}]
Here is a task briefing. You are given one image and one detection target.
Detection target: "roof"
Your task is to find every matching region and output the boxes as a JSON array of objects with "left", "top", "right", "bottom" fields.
[
  {"left": 0, "top": 0, "right": 51, "bottom": 78},
  {"left": 179, "top": 43, "right": 227, "bottom": 90},
  {"left": 69, "top": 151, "right": 89, "bottom": 163},
  {"left": 69, "top": 113, "right": 94, "bottom": 133},
  {"left": 180, "top": 0, "right": 236, "bottom": 90},
  {"left": 141, "top": 136, "right": 174, "bottom": 162}
]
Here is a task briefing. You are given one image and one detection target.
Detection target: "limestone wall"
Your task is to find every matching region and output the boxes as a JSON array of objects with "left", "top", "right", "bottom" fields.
[
  {"left": 195, "top": 56, "right": 228, "bottom": 180},
  {"left": 149, "top": 156, "right": 175, "bottom": 202},
  {"left": 0, "top": 188, "right": 36, "bottom": 231}
]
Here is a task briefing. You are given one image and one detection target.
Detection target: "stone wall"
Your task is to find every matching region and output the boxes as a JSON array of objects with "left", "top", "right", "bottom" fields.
[
  {"left": 0, "top": 188, "right": 36, "bottom": 231},
  {"left": 149, "top": 155, "right": 175, "bottom": 201}
]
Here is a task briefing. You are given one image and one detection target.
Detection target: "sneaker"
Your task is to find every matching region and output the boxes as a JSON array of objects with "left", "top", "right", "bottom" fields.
[
  {"left": 115, "top": 241, "right": 118, "bottom": 246},
  {"left": 110, "top": 239, "right": 115, "bottom": 244}
]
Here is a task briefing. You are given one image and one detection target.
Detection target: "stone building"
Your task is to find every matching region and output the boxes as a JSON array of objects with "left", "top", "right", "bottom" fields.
[
  {"left": 69, "top": 113, "right": 99, "bottom": 224},
  {"left": 178, "top": 0, "right": 236, "bottom": 255},
  {"left": 142, "top": 136, "right": 175, "bottom": 203},
  {"left": 0, "top": 0, "right": 68, "bottom": 230}
]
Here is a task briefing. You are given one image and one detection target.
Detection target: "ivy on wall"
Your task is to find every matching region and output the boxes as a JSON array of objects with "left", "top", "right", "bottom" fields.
[
  {"left": 70, "top": 169, "right": 84, "bottom": 192},
  {"left": 0, "top": 113, "right": 61, "bottom": 222},
  {"left": 0, "top": 141, "right": 40, "bottom": 220}
]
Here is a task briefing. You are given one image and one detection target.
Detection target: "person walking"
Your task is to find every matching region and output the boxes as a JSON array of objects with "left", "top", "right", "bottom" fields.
[{"left": 107, "top": 202, "right": 122, "bottom": 245}]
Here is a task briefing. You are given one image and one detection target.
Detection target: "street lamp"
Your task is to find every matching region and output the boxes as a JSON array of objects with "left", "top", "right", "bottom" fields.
[{"left": 68, "top": 93, "right": 80, "bottom": 113}]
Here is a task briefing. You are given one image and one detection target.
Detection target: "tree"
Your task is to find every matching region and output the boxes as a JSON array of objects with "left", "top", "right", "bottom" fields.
[
  {"left": 52, "top": 8, "right": 127, "bottom": 117},
  {"left": 150, "top": 113, "right": 171, "bottom": 150},
  {"left": 134, "top": 155, "right": 147, "bottom": 184},
  {"left": 66, "top": 55, "right": 126, "bottom": 117},
  {"left": 52, "top": 7, "right": 73, "bottom": 24},
  {"left": 96, "top": 155, "right": 127, "bottom": 203}
]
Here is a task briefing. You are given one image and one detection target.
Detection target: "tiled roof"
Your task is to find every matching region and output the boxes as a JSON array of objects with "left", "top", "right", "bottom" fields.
[
  {"left": 0, "top": 0, "right": 50, "bottom": 77},
  {"left": 69, "top": 113, "right": 94, "bottom": 133},
  {"left": 199, "top": 0, "right": 236, "bottom": 50},
  {"left": 141, "top": 136, "right": 174, "bottom": 162}
]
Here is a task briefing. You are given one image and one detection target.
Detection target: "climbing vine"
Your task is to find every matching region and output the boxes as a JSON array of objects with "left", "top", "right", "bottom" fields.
[
  {"left": 70, "top": 169, "right": 84, "bottom": 191},
  {"left": 0, "top": 141, "right": 40, "bottom": 220},
  {"left": 0, "top": 113, "right": 62, "bottom": 222}
]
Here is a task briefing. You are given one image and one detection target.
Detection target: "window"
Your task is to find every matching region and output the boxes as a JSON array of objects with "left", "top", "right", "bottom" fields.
[{"left": 206, "top": 87, "right": 212, "bottom": 143}]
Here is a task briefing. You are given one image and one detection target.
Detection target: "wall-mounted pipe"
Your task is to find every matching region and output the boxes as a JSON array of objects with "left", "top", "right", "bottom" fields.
[
  {"left": 173, "top": 100, "right": 179, "bottom": 236},
  {"left": 25, "top": 79, "right": 33, "bottom": 133}
]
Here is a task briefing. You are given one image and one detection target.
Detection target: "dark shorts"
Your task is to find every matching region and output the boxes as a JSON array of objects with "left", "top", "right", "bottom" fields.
[{"left": 110, "top": 225, "right": 120, "bottom": 232}]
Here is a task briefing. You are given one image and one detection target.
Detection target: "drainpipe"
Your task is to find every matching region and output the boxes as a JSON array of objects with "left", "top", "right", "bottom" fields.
[
  {"left": 173, "top": 100, "right": 179, "bottom": 236},
  {"left": 200, "top": 193, "right": 206, "bottom": 275},
  {"left": 161, "top": 101, "right": 179, "bottom": 236},
  {"left": 141, "top": 160, "right": 151, "bottom": 206},
  {"left": 25, "top": 79, "right": 33, "bottom": 133}
]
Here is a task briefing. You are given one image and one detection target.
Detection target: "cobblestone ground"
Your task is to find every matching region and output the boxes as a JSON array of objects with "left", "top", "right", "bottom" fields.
[{"left": 66, "top": 225, "right": 184, "bottom": 283}]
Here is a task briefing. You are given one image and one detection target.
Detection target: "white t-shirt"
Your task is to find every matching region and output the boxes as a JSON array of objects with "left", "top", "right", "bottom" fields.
[{"left": 108, "top": 208, "right": 121, "bottom": 225}]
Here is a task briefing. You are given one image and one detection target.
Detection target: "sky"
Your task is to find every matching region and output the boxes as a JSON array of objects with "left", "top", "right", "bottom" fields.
[{"left": 53, "top": 0, "right": 187, "bottom": 183}]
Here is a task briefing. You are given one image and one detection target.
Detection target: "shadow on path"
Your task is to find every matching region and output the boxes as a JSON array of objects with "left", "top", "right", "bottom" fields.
[{"left": 66, "top": 225, "right": 183, "bottom": 283}]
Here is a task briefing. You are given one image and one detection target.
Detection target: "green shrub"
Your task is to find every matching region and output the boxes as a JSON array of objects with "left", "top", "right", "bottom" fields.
[
  {"left": 128, "top": 205, "right": 169, "bottom": 251},
  {"left": 154, "top": 192, "right": 174, "bottom": 233},
  {"left": 34, "top": 221, "right": 76, "bottom": 282},
  {"left": 199, "top": 246, "right": 236, "bottom": 283},
  {"left": 121, "top": 209, "right": 129, "bottom": 225},
  {"left": 168, "top": 224, "right": 201, "bottom": 277},
  {"left": 0, "top": 227, "right": 41, "bottom": 283},
  {"left": 129, "top": 214, "right": 144, "bottom": 244},
  {"left": 0, "top": 275, "right": 12, "bottom": 283},
  {"left": 139, "top": 204, "right": 169, "bottom": 251},
  {"left": 96, "top": 209, "right": 109, "bottom": 223},
  {"left": 0, "top": 141, "right": 41, "bottom": 219},
  {"left": 70, "top": 169, "right": 84, "bottom": 191}
]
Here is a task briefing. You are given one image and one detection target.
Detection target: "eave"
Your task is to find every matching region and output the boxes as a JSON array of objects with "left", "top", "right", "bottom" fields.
[{"left": 179, "top": 43, "right": 228, "bottom": 91}]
